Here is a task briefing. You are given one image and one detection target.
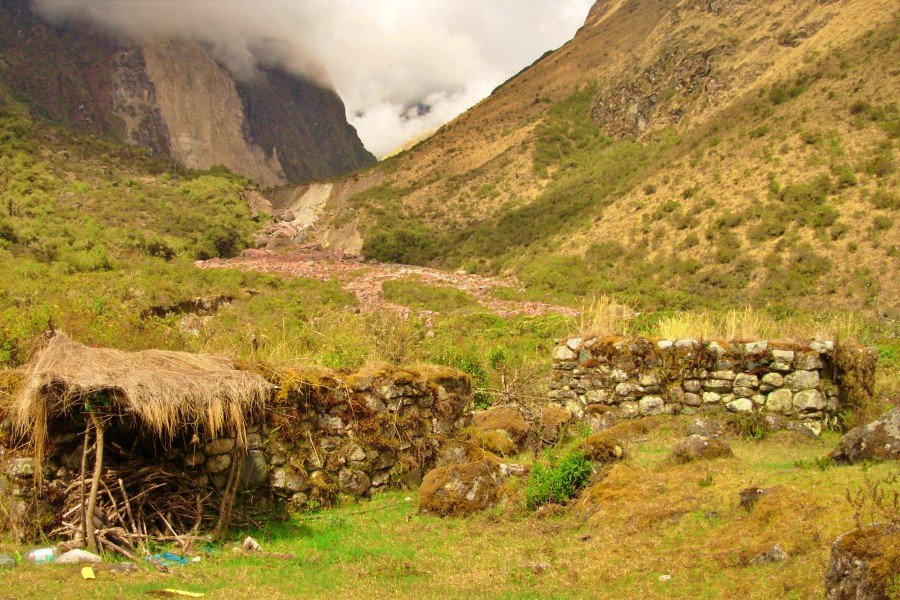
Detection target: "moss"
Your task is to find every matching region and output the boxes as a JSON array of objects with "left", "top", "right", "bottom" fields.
[
  {"left": 836, "top": 523, "right": 900, "bottom": 589},
  {"left": 581, "top": 433, "right": 626, "bottom": 462},
  {"left": 475, "top": 429, "right": 517, "bottom": 457}
]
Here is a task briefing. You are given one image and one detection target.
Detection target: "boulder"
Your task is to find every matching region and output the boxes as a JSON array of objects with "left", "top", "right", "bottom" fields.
[
  {"left": 475, "top": 429, "right": 517, "bottom": 456},
  {"left": 540, "top": 405, "right": 573, "bottom": 442},
  {"left": 824, "top": 523, "right": 900, "bottom": 599},
  {"left": 749, "top": 544, "right": 789, "bottom": 566},
  {"left": 784, "top": 370, "right": 820, "bottom": 391},
  {"left": 672, "top": 435, "right": 733, "bottom": 463},
  {"left": 830, "top": 408, "right": 900, "bottom": 464},
  {"left": 726, "top": 397, "right": 754, "bottom": 413},
  {"left": 473, "top": 406, "right": 531, "bottom": 450},
  {"left": 766, "top": 389, "right": 793, "bottom": 412},
  {"left": 638, "top": 396, "right": 665, "bottom": 416},
  {"left": 793, "top": 389, "right": 826, "bottom": 411},
  {"left": 419, "top": 461, "right": 503, "bottom": 517},
  {"left": 739, "top": 486, "right": 771, "bottom": 510},
  {"left": 338, "top": 468, "right": 371, "bottom": 496}
]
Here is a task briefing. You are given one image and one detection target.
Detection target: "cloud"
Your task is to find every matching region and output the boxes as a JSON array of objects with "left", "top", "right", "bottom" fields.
[{"left": 32, "top": 0, "right": 593, "bottom": 157}]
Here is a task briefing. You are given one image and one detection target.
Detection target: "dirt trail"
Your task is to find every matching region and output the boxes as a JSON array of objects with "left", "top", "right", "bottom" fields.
[{"left": 198, "top": 248, "right": 576, "bottom": 319}]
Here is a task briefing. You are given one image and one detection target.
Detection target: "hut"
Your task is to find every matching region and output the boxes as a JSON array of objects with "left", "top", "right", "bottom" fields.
[{"left": 9, "top": 332, "right": 273, "bottom": 556}]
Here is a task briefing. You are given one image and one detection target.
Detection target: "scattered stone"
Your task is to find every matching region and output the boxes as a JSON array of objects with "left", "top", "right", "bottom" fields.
[
  {"left": 658, "top": 574, "right": 673, "bottom": 583},
  {"left": 749, "top": 544, "right": 789, "bottom": 565},
  {"left": 672, "top": 435, "right": 733, "bottom": 463},
  {"left": 739, "top": 487, "right": 771, "bottom": 510},
  {"left": 241, "top": 536, "right": 261, "bottom": 552},
  {"left": 825, "top": 523, "right": 900, "bottom": 600},
  {"left": 789, "top": 421, "right": 822, "bottom": 438},
  {"left": 524, "top": 562, "right": 550, "bottom": 575},
  {"left": 55, "top": 549, "right": 102, "bottom": 565},
  {"left": 0, "top": 554, "right": 14, "bottom": 569},
  {"left": 830, "top": 407, "right": 900, "bottom": 464}
]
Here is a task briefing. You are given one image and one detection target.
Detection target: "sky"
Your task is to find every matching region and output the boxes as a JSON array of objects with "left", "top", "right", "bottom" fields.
[{"left": 32, "top": 0, "right": 594, "bottom": 157}]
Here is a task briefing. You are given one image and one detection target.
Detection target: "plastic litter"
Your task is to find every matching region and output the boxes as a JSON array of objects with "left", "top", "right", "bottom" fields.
[
  {"left": 81, "top": 566, "right": 96, "bottom": 580},
  {"left": 24, "top": 547, "right": 56, "bottom": 564},
  {"left": 149, "top": 552, "right": 190, "bottom": 566},
  {"left": 160, "top": 590, "right": 204, "bottom": 597}
]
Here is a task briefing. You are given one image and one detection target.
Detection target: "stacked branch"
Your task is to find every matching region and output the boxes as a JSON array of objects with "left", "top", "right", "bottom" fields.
[{"left": 51, "top": 459, "right": 214, "bottom": 557}]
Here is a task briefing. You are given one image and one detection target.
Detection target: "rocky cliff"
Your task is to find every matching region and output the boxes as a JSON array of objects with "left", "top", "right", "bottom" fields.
[{"left": 0, "top": 0, "right": 375, "bottom": 186}]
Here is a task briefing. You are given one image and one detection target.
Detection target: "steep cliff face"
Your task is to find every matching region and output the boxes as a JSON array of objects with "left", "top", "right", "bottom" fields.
[{"left": 0, "top": 0, "right": 375, "bottom": 185}]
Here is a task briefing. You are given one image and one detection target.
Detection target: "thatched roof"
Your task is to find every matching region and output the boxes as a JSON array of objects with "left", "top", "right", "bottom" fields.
[{"left": 13, "top": 332, "right": 273, "bottom": 469}]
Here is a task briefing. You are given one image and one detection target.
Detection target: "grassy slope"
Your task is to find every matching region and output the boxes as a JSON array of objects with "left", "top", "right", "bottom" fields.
[
  {"left": 337, "top": 0, "right": 899, "bottom": 315},
  {"left": 3, "top": 421, "right": 896, "bottom": 599}
]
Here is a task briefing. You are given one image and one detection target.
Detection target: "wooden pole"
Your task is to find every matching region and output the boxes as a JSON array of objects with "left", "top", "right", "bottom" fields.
[
  {"left": 78, "top": 422, "right": 91, "bottom": 547},
  {"left": 214, "top": 448, "right": 243, "bottom": 541},
  {"left": 86, "top": 412, "right": 105, "bottom": 554}
]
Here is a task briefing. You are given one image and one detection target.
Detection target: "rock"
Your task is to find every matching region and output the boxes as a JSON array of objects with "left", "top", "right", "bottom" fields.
[
  {"left": 784, "top": 370, "right": 820, "bottom": 391},
  {"left": 271, "top": 468, "right": 308, "bottom": 494},
  {"left": 183, "top": 451, "right": 206, "bottom": 468},
  {"left": 683, "top": 392, "right": 702, "bottom": 406},
  {"left": 205, "top": 454, "right": 231, "bottom": 474},
  {"left": 475, "top": 429, "right": 517, "bottom": 456},
  {"left": 0, "top": 554, "right": 14, "bottom": 568},
  {"left": 566, "top": 337, "right": 583, "bottom": 351},
  {"left": 675, "top": 339, "right": 699, "bottom": 349},
  {"left": 726, "top": 398, "right": 754, "bottom": 413},
  {"left": 734, "top": 373, "right": 759, "bottom": 389},
  {"left": 771, "top": 349, "right": 795, "bottom": 364},
  {"left": 658, "top": 574, "right": 673, "bottom": 582},
  {"left": 3, "top": 458, "right": 35, "bottom": 478},
  {"left": 749, "top": 544, "right": 789, "bottom": 565},
  {"left": 585, "top": 389, "right": 610, "bottom": 404},
  {"left": 761, "top": 372, "right": 784, "bottom": 387},
  {"left": 710, "top": 370, "right": 736, "bottom": 381},
  {"left": 473, "top": 406, "right": 531, "bottom": 450},
  {"left": 743, "top": 340, "right": 768, "bottom": 354},
  {"left": 702, "top": 391, "right": 721, "bottom": 404},
  {"left": 419, "top": 461, "right": 503, "bottom": 517},
  {"left": 811, "top": 340, "right": 834, "bottom": 353},
  {"left": 615, "top": 382, "right": 642, "bottom": 397},
  {"left": 686, "top": 418, "right": 724, "bottom": 438},
  {"left": 581, "top": 433, "right": 625, "bottom": 462},
  {"left": 339, "top": 468, "right": 371, "bottom": 495},
  {"left": 639, "top": 373, "right": 660, "bottom": 387},
  {"left": 618, "top": 401, "right": 639, "bottom": 418},
  {"left": 683, "top": 380, "right": 702, "bottom": 393},
  {"left": 824, "top": 523, "right": 900, "bottom": 600},
  {"left": 733, "top": 386, "right": 755, "bottom": 398},
  {"left": 540, "top": 405, "right": 573, "bottom": 442},
  {"left": 638, "top": 396, "right": 665, "bottom": 415},
  {"left": 204, "top": 438, "right": 235, "bottom": 456},
  {"left": 739, "top": 487, "right": 770, "bottom": 510},
  {"left": 672, "top": 435, "right": 733, "bottom": 463},
  {"left": 766, "top": 389, "right": 794, "bottom": 412},
  {"left": 790, "top": 421, "right": 822, "bottom": 438},
  {"left": 657, "top": 340, "right": 673, "bottom": 350},
  {"left": 703, "top": 379, "right": 733, "bottom": 393},
  {"left": 55, "top": 549, "right": 102, "bottom": 565},
  {"left": 794, "top": 352, "right": 825, "bottom": 370},
  {"left": 239, "top": 450, "right": 269, "bottom": 490},
  {"left": 793, "top": 389, "right": 825, "bottom": 411},
  {"left": 830, "top": 408, "right": 900, "bottom": 464},
  {"left": 242, "top": 536, "right": 261, "bottom": 552},
  {"left": 553, "top": 346, "right": 577, "bottom": 361},
  {"left": 348, "top": 445, "right": 367, "bottom": 462}
]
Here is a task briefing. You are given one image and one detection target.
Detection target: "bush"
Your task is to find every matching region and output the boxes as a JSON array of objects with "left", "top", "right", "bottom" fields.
[
  {"left": 362, "top": 222, "right": 438, "bottom": 265},
  {"left": 381, "top": 279, "right": 475, "bottom": 313},
  {"left": 524, "top": 448, "right": 592, "bottom": 509}
]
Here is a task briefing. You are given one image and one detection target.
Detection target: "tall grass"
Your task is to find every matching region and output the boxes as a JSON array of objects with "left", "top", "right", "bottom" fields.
[{"left": 577, "top": 294, "right": 631, "bottom": 337}]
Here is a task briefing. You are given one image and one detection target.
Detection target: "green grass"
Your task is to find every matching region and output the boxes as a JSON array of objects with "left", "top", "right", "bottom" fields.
[
  {"left": 381, "top": 279, "right": 478, "bottom": 313},
  {"left": 3, "top": 426, "right": 896, "bottom": 599}
]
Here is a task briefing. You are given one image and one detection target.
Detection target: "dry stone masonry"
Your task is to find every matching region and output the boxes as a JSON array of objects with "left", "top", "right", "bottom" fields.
[{"left": 549, "top": 336, "right": 876, "bottom": 436}]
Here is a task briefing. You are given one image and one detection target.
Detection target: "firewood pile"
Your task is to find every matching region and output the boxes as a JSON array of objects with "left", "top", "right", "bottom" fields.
[{"left": 50, "top": 456, "right": 213, "bottom": 559}]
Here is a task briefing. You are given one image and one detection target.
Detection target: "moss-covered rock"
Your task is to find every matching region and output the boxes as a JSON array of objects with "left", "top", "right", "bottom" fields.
[
  {"left": 825, "top": 523, "right": 900, "bottom": 600},
  {"left": 419, "top": 460, "right": 503, "bottom": 517},
  {"left": 672, "top": 434, "right": 733, "bottom": 463},
  {"left": 830, "top": 408, "right": 900, "bottom": 464}
]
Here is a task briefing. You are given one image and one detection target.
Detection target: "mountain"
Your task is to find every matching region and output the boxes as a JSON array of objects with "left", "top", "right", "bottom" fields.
[
  {"left": 0, "top": 0, "right": 375, "bottom": 186},
  {"left": 309, "top": 0, "right": 898, "bottom": 315}
]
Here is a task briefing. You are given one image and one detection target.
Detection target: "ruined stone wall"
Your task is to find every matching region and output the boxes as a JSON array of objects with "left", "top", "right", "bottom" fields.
[
  {"left": 549, "top": 336, "right": 876, "bottom": 436},
  {"left": 0, "top": 366, "right": 471, "bottom": 536}
]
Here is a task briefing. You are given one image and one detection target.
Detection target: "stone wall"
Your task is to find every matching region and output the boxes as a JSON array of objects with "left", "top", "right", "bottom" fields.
[
  {"left": 0, "top": 365, "right": 471, "bottom": 536},
  {"left": 549, "top": 336, "right": 876, "bottom": 436}
]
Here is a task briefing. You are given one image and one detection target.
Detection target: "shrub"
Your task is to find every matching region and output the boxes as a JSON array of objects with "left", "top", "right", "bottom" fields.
[
  {"left": 727, "top": 412, "right": 770, "bottom": 441},
  {"left": 381, "top": 279, "right": 475, "bottom": 313},
  {"left": 362, "top": 221, "right": 438, "bottom": 265},
  {"left": 873, "top": 216, "right": 892, "bottom": 231},
  {"left": 434, "top": 350, "right": 490, "bottom": 408},
  {"left": 524, "top": 448, "right": 592, "bottom": 509}
]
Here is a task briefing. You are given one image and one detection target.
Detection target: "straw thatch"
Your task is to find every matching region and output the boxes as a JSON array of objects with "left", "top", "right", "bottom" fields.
[{"left": 13, "top": 332, "right": 273, "bottom": 472}]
